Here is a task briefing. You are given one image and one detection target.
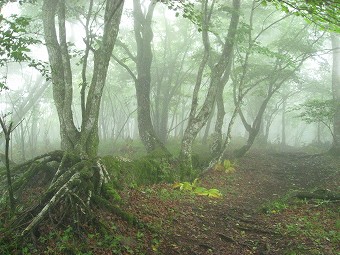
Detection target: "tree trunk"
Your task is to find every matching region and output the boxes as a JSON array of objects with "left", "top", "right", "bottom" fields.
[
  {"left": 330, "top": 34, "right": 340, "bottom": 154},
  {"left": 0, "top": 77, "right": 50, "bottom": 147},
  {"left": 0, "top": 118, "right": 15, "bottom": 214},
  {"left": 42, "top": 0, "right": 124, "bottom": 157},
  {"left": 180, "top": 0, "right": 240, "bottom": 172},
  {"left": 281, "top": 98, "right": 287, "bottom": 148},
  {"left": 133, "top": 0, "right": 168, "bottom": 154},
  {"left": 202, "top": 102, "right": 215, "bottom": 144},
  {"left": 234, "top": 95, "right": 272, "bottom": 158},
  {"left": 211, "top": 54, "right": 234, "bottom": 155}
]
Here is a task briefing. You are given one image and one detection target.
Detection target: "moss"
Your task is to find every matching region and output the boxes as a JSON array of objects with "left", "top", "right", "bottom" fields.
[
  {"left": 102, "top": 154, "right": 181, "bottom": 187},
  {"left": 102, "top": 183, "right": 122, "bottom": 202},
  {"left": 80, "top": 164, "right": 94, "bottom": 179}
]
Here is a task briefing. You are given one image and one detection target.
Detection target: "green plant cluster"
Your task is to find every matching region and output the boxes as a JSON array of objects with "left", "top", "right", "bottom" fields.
[
  {"left": 213, "top": 159, "right": 236, "bottom": 174},
  {"left": 173, "top": 178, "right": 222, "bottom": 198}
]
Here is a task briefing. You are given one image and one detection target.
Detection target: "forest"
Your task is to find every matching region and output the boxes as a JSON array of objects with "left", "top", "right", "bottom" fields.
[{"left": 0, "top": 0, "right": 339, "bottom": 254}]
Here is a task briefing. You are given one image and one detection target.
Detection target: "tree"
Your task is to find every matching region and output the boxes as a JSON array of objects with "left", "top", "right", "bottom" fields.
[
  {"left": 152, "top": 13, "right": 198, "bottom": 144},
  {"left": 0, "top": 0, "right": 126, "bottom": 240},
  {"left": 42, "top": 0, "right": 124, "bottom": 157},
  {"left": 114, "top": 0, "right": 168, "bottom": 154},
  {"left": 330, "top": 34, "right": 340, "bottom": 154},
  {"left": 0, "top": 8, "right": 46, "bottom": 211},
  {"left": 179, "top": 0, "right": 240, "bottom": 173},
  {"left": 0, "top": 115, "right": 15, "bottom": 214},
  {"left": 213, "top": 0, "right": 326, "bottom": 159},
  {"left": 295, "top": 99, "right": 336, "bottom": 140},
  {"left": 132, "top": 0, "right": 168, "bottom": 153}
]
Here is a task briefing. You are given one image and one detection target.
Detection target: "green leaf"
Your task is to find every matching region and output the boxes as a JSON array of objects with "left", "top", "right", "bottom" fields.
[
  {"left": 193, "top": 186, "right": 208, "bottom": 195},
  {"left": 206, "top": 189, "right": 223, "bottom": 198},
  {"left": 180, "top": 182, "right": 193, "bottom": 191}
]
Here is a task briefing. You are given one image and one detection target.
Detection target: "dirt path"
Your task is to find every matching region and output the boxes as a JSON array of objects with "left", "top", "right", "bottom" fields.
[{"left": 123, "top": 152, "right": 340, "bottom": 255}]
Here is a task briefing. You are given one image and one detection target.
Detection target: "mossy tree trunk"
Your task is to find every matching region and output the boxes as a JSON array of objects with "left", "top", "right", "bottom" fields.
[
  {"left": 5, "top": 151, "right": 112, "bottom": 238},
  {"left": 42, "top": 0, "right": 124, "bottom": 157},
  {"left": 5, "top": 0, "right": 125, "bottom": 242}
]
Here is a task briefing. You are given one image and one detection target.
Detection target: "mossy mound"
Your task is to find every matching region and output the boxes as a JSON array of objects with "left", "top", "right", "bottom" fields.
[{"left": 102, "top": 153, "right": 179, "bottom": 188}]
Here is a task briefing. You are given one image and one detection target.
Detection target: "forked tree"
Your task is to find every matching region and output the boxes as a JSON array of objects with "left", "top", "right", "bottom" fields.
[
  {"left": 1, "top": 0, "right": 126, "bottom": 238},
  {"left": 179, "top": 0, "right": 240, "bottom": 173},
  {"left": 42, "top": 0, "right": 124, "bottom": 157}
]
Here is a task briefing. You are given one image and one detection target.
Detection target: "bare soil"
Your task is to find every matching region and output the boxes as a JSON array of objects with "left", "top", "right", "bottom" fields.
[{"left": 121, "top": 151, "right": 340, "bottom": 255}]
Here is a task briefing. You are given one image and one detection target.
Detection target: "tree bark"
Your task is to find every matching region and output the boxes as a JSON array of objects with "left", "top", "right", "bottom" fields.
[
  {"left": 281, "top": 98, "right": 287, "bottom": 148},
  {"left": 133, "top": 0, "right": 168, "bottom": 154},
  {"left": 235, "top": 94, "right": 273, "bottom": 158},
  {"left": 330, "top": 34, "right": 340, "bottom": 155},
  {"left": 0, "top": 117, "right": 15, "bottom": 214},
  {"left": 42, "top": 0, "right": 124, "bottom": 157},
  {"left": 180, "top": 0, "right": 240, "bottom": 171}
]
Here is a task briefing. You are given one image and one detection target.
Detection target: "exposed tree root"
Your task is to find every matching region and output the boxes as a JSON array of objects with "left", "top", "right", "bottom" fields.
[{"left": 1, "top": 150, "right": 133, "bottom": 246}]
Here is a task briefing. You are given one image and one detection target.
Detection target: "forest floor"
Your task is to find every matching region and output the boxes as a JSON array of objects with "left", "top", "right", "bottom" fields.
[
  {"left": 1, "top": 150, "right": 340, "bottom": 255},
  {"left": 115, "top": 151, "right": 340, "bottom": 255}
]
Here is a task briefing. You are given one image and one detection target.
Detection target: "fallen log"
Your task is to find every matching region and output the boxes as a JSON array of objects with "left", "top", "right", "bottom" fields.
[{"left": 294, "top": 189, "right": 340, "bottom": 201}]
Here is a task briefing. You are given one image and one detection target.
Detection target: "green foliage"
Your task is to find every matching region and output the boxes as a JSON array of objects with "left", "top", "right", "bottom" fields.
[
  {"left": 0, "top": 15, "right": 38, "bottom": 63},
  {"left": 213, "top": 159, "right": 236, "bottom": 174},
  {"left": 161, "top": 0, "right": 202, "bottom": 30},
  {"left": 293, "top": 99, "right": 337, "bottom": 136},
  {"left": 262, "top": 199, "right": 288, "bottom": 214},
  {"left": 102, "top": 183, "right": 122, "bottom": 202},
  {"left": 265, "top": 0, "right": 340, "bottom": 33},
  {"left": 261, "top": 191, "right": 299, "bottom": 214},
  {"left": 0, "top": 14, "right": 49, "bottom": 90},
  {"left": 296, "top": 99, "right": 336, "bottom": 124},
  {"left": 173, "top": 178, "right": 223, "bottom": 198},
  {"left": 156, "top": 188, "right": 186, "bottom": 201}
]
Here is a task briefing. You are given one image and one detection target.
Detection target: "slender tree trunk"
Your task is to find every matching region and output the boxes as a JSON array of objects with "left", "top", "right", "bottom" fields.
[
  {"left": 330, "top": 34, "right": 340, "bottom": 154},
  {"left": 0, "top": 118, "right": 15, "bottom": 214},
  {"left": 0, "top": 78, "right": 50, "bottom": 147},
  {"left": 281, "top": 98, "right": 287, "bottom": 148},
  {"left": 234, "top": 95, "right": 272, "bottom": 158},
  {"left": 159, "top": 98, "right": 170, "bottom": 143},
  {"left": 211, "top": 56, "right": 234, "bottom": 154},
  {"left": 180, "top": 0, "right": 240, "bottom": 171}
]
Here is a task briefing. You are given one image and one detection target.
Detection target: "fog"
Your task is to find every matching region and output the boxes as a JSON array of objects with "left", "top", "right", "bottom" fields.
[
  {"left": 1, "top": 1, "right": 340, "bottom": 254},
  {"left": 0, "top": 0, "right": 338, "bottom": 161}
]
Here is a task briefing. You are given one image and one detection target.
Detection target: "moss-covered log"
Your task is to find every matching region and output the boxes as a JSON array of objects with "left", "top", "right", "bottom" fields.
[{"left": 294, "top": 189, "right": 340, "bottom": 201}]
